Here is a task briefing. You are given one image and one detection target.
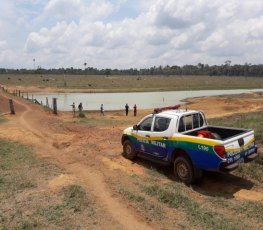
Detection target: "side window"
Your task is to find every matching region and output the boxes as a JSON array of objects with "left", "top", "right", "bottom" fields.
[
  {"left": 184, "top": 115, "right": 193, "bottom": 131},
  {"left": 153, "top": 117, "right": 171, "bottom": 132},
  {"left": 178, "top": 118, "right": 185, "bottom": 132},
  {"left": 138, "top": 117, "right": 153, "bottom": 131},
  {"left": 193, "top": 114, "right": 200, "bottom": 128},
  {"left": 193, "top": 113, "right": 204, "bottom": 128}
]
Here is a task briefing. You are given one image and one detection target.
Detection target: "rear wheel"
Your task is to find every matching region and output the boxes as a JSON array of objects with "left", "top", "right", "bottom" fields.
[
  {"left": 174, "top": 156, "right": 195, "bottom": 184},
  {"left": 122, "top": 140, "right": 136, "bottom": 160}
]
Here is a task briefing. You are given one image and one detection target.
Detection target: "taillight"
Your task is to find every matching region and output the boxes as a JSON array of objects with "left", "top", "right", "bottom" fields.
[{"left": 214, "top": 145, "right": 226, "bottom": 158}]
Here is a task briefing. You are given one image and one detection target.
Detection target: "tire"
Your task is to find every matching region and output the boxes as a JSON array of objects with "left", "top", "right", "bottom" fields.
[
  {"left": 122, "top": 140, "right": 136, "bottom": 160},
  {"left": 174, "top": 156, "right": 195, "bottom": 184}
]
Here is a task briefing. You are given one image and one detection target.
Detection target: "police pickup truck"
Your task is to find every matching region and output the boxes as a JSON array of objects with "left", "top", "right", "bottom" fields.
[{"left": 121, "top": 105, "right": 258, "bottom": 184}]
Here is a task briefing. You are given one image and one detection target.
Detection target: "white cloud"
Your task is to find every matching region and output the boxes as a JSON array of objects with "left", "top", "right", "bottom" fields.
[
  {"left": 0, "top": 41, "right": 7, "bottom": 49},
  {"left": 44, "top": 0, "right": 82, "bottom": 19},
  {"left": 2, "top": 0, "right": 263, "bottom": 68}
]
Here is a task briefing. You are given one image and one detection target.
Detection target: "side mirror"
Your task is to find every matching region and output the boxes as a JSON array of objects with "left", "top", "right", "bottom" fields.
[{"left": 133, "top": 125, "right": 138, "bottom": 130}]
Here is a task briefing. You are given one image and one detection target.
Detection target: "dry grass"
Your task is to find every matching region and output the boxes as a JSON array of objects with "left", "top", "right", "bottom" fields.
[{"left": 1, "top": 74, "right": 263, "bottom": 92}]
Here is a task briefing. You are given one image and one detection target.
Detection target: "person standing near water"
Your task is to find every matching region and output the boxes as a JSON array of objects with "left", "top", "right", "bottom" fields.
[
  {"left": 133, "top": 104, "right": 137, "bottom": 116},
  {"left": 125, "top": 103, "right": 129, "bottom": 116},
  {"left": 100, "top": 104, "right": 104, "bottom": 116},
  {"left": 71, "top": 102, "right": 76, "bottom": 117},
  {"left": 78, "top": 102, "right": 83, "bottom": 112}
]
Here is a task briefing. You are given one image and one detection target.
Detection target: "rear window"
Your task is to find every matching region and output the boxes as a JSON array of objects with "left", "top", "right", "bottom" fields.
[{"left": 178, "top": 113, "right": 204, "bottom": 132}]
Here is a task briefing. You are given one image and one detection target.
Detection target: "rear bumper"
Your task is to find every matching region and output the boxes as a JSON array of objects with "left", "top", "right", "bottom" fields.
[
  {"left": 244, "top": 152, "right": 258, "bottom": 163},
  {"left": 219, "top": 151, "right": 258, "bottom": 172}
]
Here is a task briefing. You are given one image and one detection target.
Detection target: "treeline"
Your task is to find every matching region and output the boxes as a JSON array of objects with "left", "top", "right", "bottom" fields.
[{"left": 1, "top": 62, "right": 263, "bottom": 77}]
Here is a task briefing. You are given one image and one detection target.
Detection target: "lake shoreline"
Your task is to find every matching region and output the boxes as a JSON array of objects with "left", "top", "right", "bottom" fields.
[{"left": 30, "top": 89, "right": 263, "bottom": 111}]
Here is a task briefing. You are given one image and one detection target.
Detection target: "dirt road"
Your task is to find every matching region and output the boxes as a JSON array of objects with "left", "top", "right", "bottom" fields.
[
  {"left": 1, "top": 91, "right": 263, "bottom": 229},
  {"left": 0, "top": 92, "right": 153, "bottom": 229}
]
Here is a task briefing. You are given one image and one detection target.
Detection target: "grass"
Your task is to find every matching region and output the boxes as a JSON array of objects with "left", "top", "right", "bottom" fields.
[
  {"left": 2, "top": 74, "right": 263, "bottom": 92},
  {"left": 209, "top": 110, "right": 263, "bottom": 145},
  {"left": 110, "top": 168, "right": 255, "bottom": 229},
  {"left": 62, "top": 184, "right": 92, "bottom": 213},
  {"left": 0, "top": 139, "right": 100, "bottom": 229},
  {"left": 207, "top": 196, "right": 263, "bottom": 224},
  {"left": 67, "top": 113, "right": 132, "bottom": 127},
  {"left": 236, "top": 154, "right": 263, "bottom": 183},
  {"left": 0, "top": 140, "right": 38, "bottom": 197},
  {"left": 232, "top": 201, "right": 263, "bottom": 221},
  {"left": 36, "top": 205, "right": 64, "bottom": 223},
  {"left": 113, "top": 184, "right": 165, "bottom": 221},
  {"left": 105, "top": 172, "right": 166, "bottom": 223}
]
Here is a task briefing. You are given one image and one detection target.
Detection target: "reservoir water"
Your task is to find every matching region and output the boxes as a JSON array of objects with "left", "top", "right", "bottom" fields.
[{"left": 32, "top": 89, "right": 263, "bottom": 111}]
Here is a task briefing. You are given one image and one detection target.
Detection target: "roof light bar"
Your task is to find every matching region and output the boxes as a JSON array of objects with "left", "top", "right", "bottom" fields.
[{"left": 153, "top": 104, "right": 181, "bottom": 113}]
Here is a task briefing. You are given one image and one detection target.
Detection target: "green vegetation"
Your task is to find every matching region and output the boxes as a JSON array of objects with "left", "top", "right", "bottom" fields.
[
  {"left": 141, "top": 184, "right": 248, "bottom": 230},
  {"left": 108, "top": 166, "right": 260, "bottom": 229},
  {"left": 36, "top": 205, "right": 64, "bottom": 224},
  {"left": 210, "top": 110, "right": 263, "bottom": 145},
  {"left": 111, "top": 182, "right": 165, "bottom": 222},
  {"left": 62, "top": 184, "right": 92, "bottom": 213},
  {"left": 0, "top": 140, "right": 37, "bottom": 197},
  {"left": 0, "top": 139, "right": 98, "bottom": 229},
  {"left": 67, "top": 113, "right": 131, "bottom": 127}
]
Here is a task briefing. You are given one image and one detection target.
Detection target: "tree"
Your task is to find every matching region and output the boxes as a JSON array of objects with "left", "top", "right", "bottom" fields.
[
  {"left": 83, "top": 62, "right": 87, "bottom": 74},
  {"left": 105, "top": 69, "right": 111, "bottom": 77},
  {"left": 224, "top": 60, "right": 232, "bottom": 76}
]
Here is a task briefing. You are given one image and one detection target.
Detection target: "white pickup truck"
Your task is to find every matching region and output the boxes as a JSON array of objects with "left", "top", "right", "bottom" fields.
[{"left": 121, "top": 105, "right": 258, "bottom": 184}]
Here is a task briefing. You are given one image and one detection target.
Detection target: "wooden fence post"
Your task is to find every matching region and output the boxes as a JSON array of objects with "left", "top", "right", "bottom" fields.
[
  {"left": 52, "top": 98, "right": 57, "bottom": 115},
  {"left": 9, "top": 99, "right": 15, "bottom": 114}
]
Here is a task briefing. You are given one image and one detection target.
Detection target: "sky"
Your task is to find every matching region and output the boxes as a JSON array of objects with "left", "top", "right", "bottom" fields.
[{"left": 1, "top": 0, "right": 263, "bottom": 69}]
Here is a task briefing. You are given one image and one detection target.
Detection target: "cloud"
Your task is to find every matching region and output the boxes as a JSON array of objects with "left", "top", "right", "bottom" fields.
[
  {"left": 0, "top": 40, "right": 7, "bottom": 49},
  {"left": 3, "top": 0, "right": 263, "bottom": 68},
  {"left": 44, "top": 0, "right": 82, "bottom": 20}
]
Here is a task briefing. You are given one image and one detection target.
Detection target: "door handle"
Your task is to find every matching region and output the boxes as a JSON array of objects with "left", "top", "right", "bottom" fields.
[
  {"left": 146, "top": 135, "right": 150, "bottom": 138},
  {"left": 163, "top": 136, "right": 168, "bottom": 140}
]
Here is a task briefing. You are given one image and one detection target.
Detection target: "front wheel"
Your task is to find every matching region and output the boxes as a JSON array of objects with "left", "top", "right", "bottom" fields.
[
  {"left": 122, "top": 140, "right": 136, "bottom": 160},
  {"left": 174, "top": 156, "right": 195, "bottom": 184}
]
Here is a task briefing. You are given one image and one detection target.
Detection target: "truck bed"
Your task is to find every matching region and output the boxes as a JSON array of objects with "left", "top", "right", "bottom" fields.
[{"left": 185, "top": 125, "right": 250, "bottom": 141}]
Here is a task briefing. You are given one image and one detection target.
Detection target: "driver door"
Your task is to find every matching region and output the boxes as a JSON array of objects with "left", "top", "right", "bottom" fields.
[{"left": 133, "top": 115, "right": 153, "bottom": 153}]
